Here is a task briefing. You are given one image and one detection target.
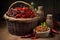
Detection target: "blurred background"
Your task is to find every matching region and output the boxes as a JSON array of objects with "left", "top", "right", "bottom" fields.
[{"left": 0, "top": 0, "right": 60, "bottom": 22}]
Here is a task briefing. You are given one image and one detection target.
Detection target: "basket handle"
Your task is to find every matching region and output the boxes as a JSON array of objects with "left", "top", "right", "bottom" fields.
[{"left": 8, "top": 1, "right": 33, "bottom": 10}]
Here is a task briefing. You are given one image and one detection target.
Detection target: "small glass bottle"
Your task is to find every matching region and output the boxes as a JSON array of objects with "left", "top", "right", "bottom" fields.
[{"left": 46, "top": 14, "right": 53, "bottom": 28}]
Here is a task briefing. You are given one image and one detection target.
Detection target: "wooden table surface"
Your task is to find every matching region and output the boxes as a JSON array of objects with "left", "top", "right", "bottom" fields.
[{"left": 0, "top": 21, "right": 60, "bottom": 40}]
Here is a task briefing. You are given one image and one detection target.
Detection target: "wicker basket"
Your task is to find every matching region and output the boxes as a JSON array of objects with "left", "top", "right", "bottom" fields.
[{"left": 4, "top": 1, "right": 39, "bottom": 36}]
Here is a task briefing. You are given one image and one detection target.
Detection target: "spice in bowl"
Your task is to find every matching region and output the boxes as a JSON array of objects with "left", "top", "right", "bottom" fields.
[{"left": 34, "top": 22, "right": 50, "bottom": 37}]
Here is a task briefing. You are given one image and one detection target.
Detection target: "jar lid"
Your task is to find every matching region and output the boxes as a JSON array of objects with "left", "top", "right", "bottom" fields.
[
  {"left": 47, "top": 14, "right": 52, "bottom": 17},
  {"left": 46, "top": 14, "right": 53, "bottom": 19}
]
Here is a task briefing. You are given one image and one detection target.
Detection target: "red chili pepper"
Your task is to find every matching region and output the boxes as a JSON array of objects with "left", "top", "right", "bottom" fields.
[
  {"left": 51, "top": 29, "right": 59, "bottom": 34},
  {"left": 22, "top": 7, "right": 27, "bottom": 11},
  {"left": 21, "top": 15, "right": 26, "bottom": 18},
  {"left": 15, "top": 14, "right": 21, "bottom": 18},
  {"left": 31, "top": 32, "right": 37, "bottom": 40},
  {"left": 53, "top": 20, "right": 59, "bottom": 30},
  {"left": 25, "top": 7, "right": 29, "bottom": 11},
  {"left": 8, "top": 7, "right": 35, "bottom": 18},
  {"left": 17, "top": 7, "right": 23, "bottom": 11}
]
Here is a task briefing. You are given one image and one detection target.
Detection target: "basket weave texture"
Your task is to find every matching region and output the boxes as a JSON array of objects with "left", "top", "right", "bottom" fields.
[{"left": 4, "top": 1, "right": 39, "bottom": 36}]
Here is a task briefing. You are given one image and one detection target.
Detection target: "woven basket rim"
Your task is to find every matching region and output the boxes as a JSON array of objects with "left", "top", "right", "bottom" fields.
[{"left": 4, "top": 14, "right": 39, "bottom": 22}]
